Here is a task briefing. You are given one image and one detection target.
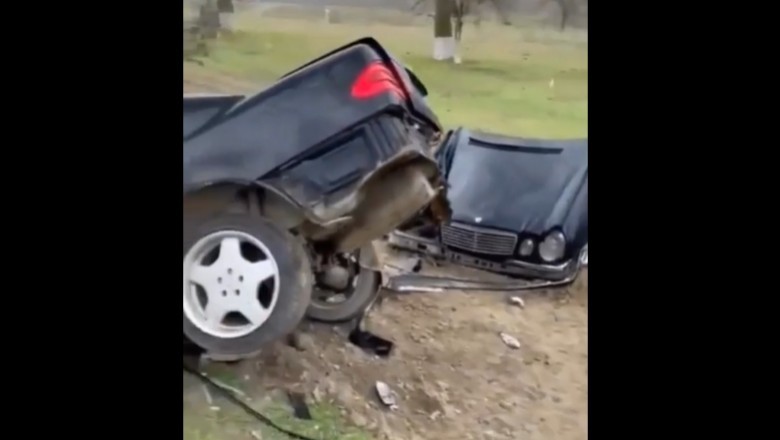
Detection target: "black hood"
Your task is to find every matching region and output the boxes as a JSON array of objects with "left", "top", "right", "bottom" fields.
[{"left": 440, "top": 129, "right": 588, "bottom": 246}]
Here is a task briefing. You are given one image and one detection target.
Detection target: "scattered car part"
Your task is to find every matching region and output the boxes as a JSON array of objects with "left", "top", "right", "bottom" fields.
[
  {"left": 384, "top": 271, "right": 580, "bottom": 293},
  {"left": 375, "top": 381, "right": 399, "bottom": 410},
  {"left": 183, "top": 37, "right": 450, "bottom": 358},
  {"left": 349, "top": 325, "right": 394, "bottom": 357},
  {"left": 342, "top": 288, "right": 394, "bottom": 357},
  {"left": 368, "top": 239, "right": 581, "bottom": 293},
  {"left": 499, "top": 332, "right": 522, "bottom": 349},
  {"left": 286, "top": 391, "right": 313, "bottom": 420},
  {"left": 509, "top": 296, "right": 525, "bottom": 308}
]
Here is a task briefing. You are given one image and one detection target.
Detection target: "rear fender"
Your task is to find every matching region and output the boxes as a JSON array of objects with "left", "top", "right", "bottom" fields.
[
  {"left": 183, "top": 180, "right": 344, "bottom": 232},
  {"left": 183, "top": 181, "right": 250, "bottom": 221}
]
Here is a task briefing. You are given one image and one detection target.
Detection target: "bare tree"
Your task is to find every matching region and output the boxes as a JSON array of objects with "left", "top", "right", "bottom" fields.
[
  {"left": 433, "top": 0, "right": 455, "bottom": 60},
  {"left": 539, "top": 0, "right": 587, "bottom": 30},
  {"left": 198, "top": 0, "right": 221, "bottom": 39},
  {"left": 216, "top": 0, "right": 235, "bottom": 33},
  {"left": 490, "top": 0, "right": 513, "bottom": 25},
  {"left": 427, "top": 0, "right": 586, "bottom": 62},
  {"left": 183, "top": 23, "right": 208, "bottom": 65},
  {"left": 552, "top": 0, "right": 569, "bottom": 30},
  {"left": 425, "top": 0, "right": 515, "bottom": 61},
  {"left": 453, "top": 0, "right": 467, "bottom": 43}
]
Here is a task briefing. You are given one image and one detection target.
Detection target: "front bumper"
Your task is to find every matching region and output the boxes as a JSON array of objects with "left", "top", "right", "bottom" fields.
[{"left": 387, "top": 230, "right": 586, "bottom": 282}]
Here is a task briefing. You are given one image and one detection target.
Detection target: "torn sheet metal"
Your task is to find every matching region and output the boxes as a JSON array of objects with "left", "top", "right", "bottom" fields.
[
  {"left": 384, "top": 272, "right": 578, "bottom": 293},
  {"left": 377, "top": 240, "right": 581, "bottom": 293}
]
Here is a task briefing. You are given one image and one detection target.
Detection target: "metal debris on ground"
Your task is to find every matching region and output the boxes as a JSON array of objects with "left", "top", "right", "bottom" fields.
[
  {"left": 375, "top": 381, "right": 399, "bottom": 410},
  {"left": 349, "top": 326, "right": 394, "bottom": 357},
  {"left": 348, "top": 310, "right": 394, "bottom": 357},
  {"left": 381, "top": 255, "right": 423, "bottom": 279},
  {"left": 509, "top": 296, "right": 525, "bottom": 308},
  {"left": 287, "top": 391, "right": 313, "bottom": 420},
  {"left": 384, "top": 272, "right": 576, "bottom": 293},
  {"left": 499, "top": 332, "right": 521, "bottom": 349}
]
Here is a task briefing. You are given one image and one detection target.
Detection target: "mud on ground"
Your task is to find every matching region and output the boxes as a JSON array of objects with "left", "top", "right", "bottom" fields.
[{"left": 185, "top": 263, "right": 587, "bottom": 440}]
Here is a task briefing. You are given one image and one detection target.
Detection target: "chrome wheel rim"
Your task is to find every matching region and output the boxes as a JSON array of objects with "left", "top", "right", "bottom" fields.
[{"left": 183, "top": 230, "right": 280, "bottom": 339}]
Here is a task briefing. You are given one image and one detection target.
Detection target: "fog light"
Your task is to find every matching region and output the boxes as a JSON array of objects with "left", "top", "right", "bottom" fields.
[{"left": 519, "top": 238, "right": 534, "bottom": 257}]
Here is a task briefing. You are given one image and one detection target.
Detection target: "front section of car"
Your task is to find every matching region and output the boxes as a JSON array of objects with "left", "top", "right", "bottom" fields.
[
  {"left": 436, "top": 221, "right": 585, "bottom": 281},
  {"left": 390, "top": 127, "right": 588, "bottom": 281},
  {"left": 440, "top": 129, "right": 587, "bottom": 279}
]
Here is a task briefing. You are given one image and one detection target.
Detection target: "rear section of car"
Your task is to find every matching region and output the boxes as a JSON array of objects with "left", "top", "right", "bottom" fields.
[
  {"left": 183, "top": 37, "right": 448, "bottom": 253},
  {"left": 259, "top": 39, "right": 446, "bottom": 252},
  {"left": 276, "top": 37, "right": 441, "bottom": 136},
  {"left": 182, "top": 38, "right": 451, "bottom": 359}
]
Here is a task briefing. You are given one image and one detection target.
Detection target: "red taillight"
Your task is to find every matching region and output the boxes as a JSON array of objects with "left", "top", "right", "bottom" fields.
[{"left": 350, "top": 61, "right": 408, "bottom": 101}]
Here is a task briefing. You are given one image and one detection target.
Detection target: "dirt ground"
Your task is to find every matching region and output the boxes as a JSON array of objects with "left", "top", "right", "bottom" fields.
[{"left": 184, "top": 257, "right": 587, "bottom": 440}]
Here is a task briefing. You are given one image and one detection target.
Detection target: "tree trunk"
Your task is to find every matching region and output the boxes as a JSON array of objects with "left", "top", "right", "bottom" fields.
[
  {"left": 433, "top": 0, "right": 455, "bottom": 61},
  {"left": 217, "top": 0, "right": 235, "bottom": 33},
  {"left": 554, "top": 0, "right": 569, "bottom": 31},
  {"left": 198, "top": 0, "right": 221, "bottom": 39}
]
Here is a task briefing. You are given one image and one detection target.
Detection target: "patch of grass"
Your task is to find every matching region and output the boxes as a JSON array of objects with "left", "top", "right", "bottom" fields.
[
  {"left": 184, "top": 17, "right": 587, "bottom": 137},
  {"left": 184, "top": 367, "right": 371, "bottom": 440},
  {"left": 258, "top": 402, "right": 372, "bottom": 440},
  {"left": 184, "top": 398, "right": 371, "bottom": 440}
]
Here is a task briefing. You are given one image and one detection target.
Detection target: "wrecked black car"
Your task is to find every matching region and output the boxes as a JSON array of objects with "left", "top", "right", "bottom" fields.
[
  {"left": 389, "top": 127, "right": 588, "bottom": 283},
  {"left": 183, "top": 38, "right": 448, "bottom": 359}
]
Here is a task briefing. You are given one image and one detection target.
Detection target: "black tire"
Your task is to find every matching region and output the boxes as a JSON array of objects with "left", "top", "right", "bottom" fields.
[
  {"left": 306, "top": 266, "right": 381, "bottom": 323},
  {"left": 183, "top": 213, "right": 313, "bottom": 359}
]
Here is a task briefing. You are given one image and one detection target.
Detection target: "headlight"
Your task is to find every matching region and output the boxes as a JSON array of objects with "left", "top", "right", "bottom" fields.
[
  {"left": 518, "top": 238, "right": 534, "bottom": 257},
  {"left": 539, "top": 231, "right": 566, "bottom": 262}
]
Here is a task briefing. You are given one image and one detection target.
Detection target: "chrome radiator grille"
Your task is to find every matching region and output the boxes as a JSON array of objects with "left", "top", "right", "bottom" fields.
[{"left": 440, "top": 222, "right": 518, "bottom": 256}]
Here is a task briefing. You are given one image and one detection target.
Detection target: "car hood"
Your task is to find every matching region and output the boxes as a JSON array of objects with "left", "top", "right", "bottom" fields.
[{"left": 440, "top": 129, "right": 588, "bottom": 239}]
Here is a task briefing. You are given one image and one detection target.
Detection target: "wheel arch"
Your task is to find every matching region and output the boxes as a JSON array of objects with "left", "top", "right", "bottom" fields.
[{"left": 183, "top": 179, "right": 308, "bottom": 231}]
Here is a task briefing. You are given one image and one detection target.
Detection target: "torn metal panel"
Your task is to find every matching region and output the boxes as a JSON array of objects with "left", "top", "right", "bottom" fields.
[
  {"left": 377, "top": 242, "right": 583, "bottom": 293},
  {"left": 384, "top": 272, "right": 579, "bottom": 293}
]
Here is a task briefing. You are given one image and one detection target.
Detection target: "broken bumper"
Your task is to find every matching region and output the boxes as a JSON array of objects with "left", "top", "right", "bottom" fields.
[{"left": 387, "top": 230, "right": 586, "bottom": 282}]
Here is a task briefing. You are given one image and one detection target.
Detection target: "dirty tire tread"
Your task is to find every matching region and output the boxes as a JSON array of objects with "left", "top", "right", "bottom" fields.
[{"left": 183, "top": 213, "right": 313, "bottom": 358}]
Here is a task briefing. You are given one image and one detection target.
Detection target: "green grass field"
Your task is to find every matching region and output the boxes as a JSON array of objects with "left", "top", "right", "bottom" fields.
[
  {"left": 183, "top": 12, "right": 587, "bottom": 440},
  {"left": 185, "top": 15, "right": 587, "bottom": 137}
]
